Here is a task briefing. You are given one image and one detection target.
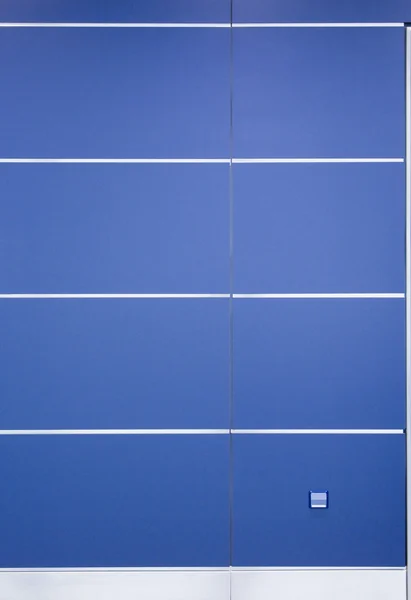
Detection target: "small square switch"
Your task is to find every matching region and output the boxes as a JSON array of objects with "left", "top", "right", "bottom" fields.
[{"left": 309, "top": 491, "right": 328, "bottom": 509}]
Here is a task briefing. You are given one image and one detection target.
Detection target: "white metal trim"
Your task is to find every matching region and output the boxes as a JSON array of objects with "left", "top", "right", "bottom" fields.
[
  {"left": 0, "top": 22, "right": 403, "bottom": 28},
  {"left": 233, "top": 293, "right": 405, "bottom": 299},
  {"left": 0, "top": 158, "right": 403, "bottom": 164},
  {"left": 0, "top": 567, "right": 404, "bottom": 572},
  {"left": 0, "top": 429, "right": 401, "bottom": 436},
  {"left": 0, "top": 294, "right": 402, "bottom": 300}
]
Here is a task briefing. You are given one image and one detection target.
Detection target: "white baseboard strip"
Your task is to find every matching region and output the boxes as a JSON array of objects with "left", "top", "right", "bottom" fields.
[
  {"left": 230, "top": 569, "right": 406, "bottom": 600},
  {"left": 0, "top": 569, "right": 404, "bottom": 600}
]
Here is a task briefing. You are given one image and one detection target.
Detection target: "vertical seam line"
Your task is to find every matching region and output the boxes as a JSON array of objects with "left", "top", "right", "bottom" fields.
[{"left": 228, "top": 0, "right": 234, "bottom": 596}]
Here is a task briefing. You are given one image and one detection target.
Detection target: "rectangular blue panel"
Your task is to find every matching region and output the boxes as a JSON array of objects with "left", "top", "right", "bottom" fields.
[
  {"left": 233, "top": 164, "right": 405, "bottom": 293},
  {"left": 233, "top": 299, "right": 405, "bottom": 429},
  {"left": 233, "top": 28, "right": 404, "bottom": 158},
  {"left": 0, "top": 164, "right": 229, "bottom": 293},
  {"left": 0, "top": 28, "right": 229, "bottom": 157},
  {"left": 0, "top": 0, "right": 229, "bottom": 22},
  {"left": 233, "top": 434, "right": 405, "bottom": 566},
  {"left": 0, "top": 299, "right": 229, "bottom": 428},
  {"left": 0, "top": 435, "right": 229, "bottom": 567},
  {"left": 234, "top": 0, "right": 411, "bottom": 23}
]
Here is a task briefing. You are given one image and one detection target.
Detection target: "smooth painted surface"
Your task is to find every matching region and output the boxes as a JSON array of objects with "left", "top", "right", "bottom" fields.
[
  {"left": 233, "top": 163, "right": 405, "bottom": 293},
  {"left": 0, "top": 299, "right": 229, "bottom": 429},
  {"left": 0, "top": 571, "right": 229, "bottom": 600},
  {"left": 0, "top": 28, "right": 229, "bottom": 157},
  {"left": 233, "top": 299, "right": 405, "bottom": 429},
  {"left": 0, "top": 0, "right": 229, "bottom": 23},
  {"left": 0, "top": 435, "right": 229, "bottom": 567},
  {"left": 231, "top": 570, "right": 406, "bottom": 600},
  {"left": 233, "top": 28, "right": 404, "bottom": 157},
  {"left": 0, "top": 571, "right": 230, "bottom": 600},
  {"left": 406, "top": 24, "right": 411, "bottom": 600},
  {"left": 0, "top": 164, "right": 229, "bottom": 293},
  {"left": 233, "top": 0, "right": 411, "bottom": 23},
  {"left": 232, "top": 435, "right": 406, "bottom": 566}
]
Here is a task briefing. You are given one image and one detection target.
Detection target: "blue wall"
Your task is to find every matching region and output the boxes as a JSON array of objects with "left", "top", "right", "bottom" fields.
[{"left": 0, "top": 0, "right": 407, "bottom": 570}]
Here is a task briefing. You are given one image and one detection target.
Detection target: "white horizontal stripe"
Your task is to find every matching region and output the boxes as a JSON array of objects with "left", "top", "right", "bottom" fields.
[
  {"left": 0, "top": 568, "right": 183, "bottom": 574},
  {"left": 0, "top": 158, "right": 403, "bottom": 164},
  {"left": 233, "top": 158, "right": 404, "bottom": 163},
  {"left": 0, "top": 429, "right": 230, "bottom": 435},
  {"left": 0, "top": 22, "right": 402, "bottom": 28},
  {"left": 0, "top": 429, "right": 402, "bottom": 436},
  {"left": 0, "top": 158, "right": 230, "bottom": 164},
  {"left": 232, "top": 429, "right": 404, "bottom": 434},
  {"left": 0, "top": 22, "right": 231, "bottom": 28},
  {"left": 233, "top": 293, "right": 405, "bottom": 299},
  {"left": 0, "top": 294, "right": 230, "bottom": 299},
  {"left": 233, "top": 22, "right": 404, "bottom": 28},
  {"left": 230, "top": 567, "right": 406, "bottom": 571},
  {"left": 0, "top": 567, "right": 403, "bottom": 572},
  {"left": 0, "top": 294, "right": 402, "bottom": 300}
]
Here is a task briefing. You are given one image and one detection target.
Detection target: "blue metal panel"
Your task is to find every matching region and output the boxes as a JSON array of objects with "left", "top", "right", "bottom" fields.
[
  {"left": 234, "top": 0, "right": 411, "bottom": 23},
  {"left": 233, "top": 299, "right": 405, "bottom": 429},
  {"left": 0, "top": 164, "right": 229, "bottom": 293},
  {"left": 0, "top": 28, "right": 229, "bottom": 158},
  {"left": 0, "top": 0, "right": 229, "bottom": 23},
  {"left": 0, "top": 299, "right": 229, "bottom": 428},
  {"left": 233, "top": 163, "right": 405, "bottom": 293},
  {"left": 233, "top": 434, "right": 405, "bottom": 566},
  {"left": 233, "top": 28, "right": 404, "bottom": 158},
  {"left": 0, "top": 434, "right": 229, "bottom": 567}
]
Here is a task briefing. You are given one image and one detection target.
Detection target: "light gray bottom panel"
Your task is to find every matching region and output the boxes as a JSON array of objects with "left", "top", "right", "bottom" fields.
[
  {"left": 0, "top": 570, "right": 229, "bottom": 600},
  {"left": 231, "top": 569, "right": 406, "bottom": 600}
]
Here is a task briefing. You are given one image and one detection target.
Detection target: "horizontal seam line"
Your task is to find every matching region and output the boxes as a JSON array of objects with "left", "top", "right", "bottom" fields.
[
  {"left": 0, "top": 294, "right": 403, "bottom": 299},
  {"left": 233, "top": 22, "right": 404, "bottom": 28},
  {"left": 0, "top": 159, "right": 230, "bottom": 164},
  {"left": 0, "top": 23, "right": 231, "bottom": 28},
  {"left": 0, "top": 158, "right": 403, "bottom": 163},
  {"left": 232, "top": 429, "right": 404, "bottom": 434},
  {"left": 0, "top": 294, "right": 230, "bottom": 299},
  {"left": 232, "top": 158, "right": 405, "bottom": 163},
  {"left": 0, "top": 430, "right": 403, "bottom": 435},
  {"left": 233, "top": 293, "right": 405, "bottom": 299},
  {"left": 0, "top": 22, "right": 403, "bottom": 28},
  {"left": 0, "top": 567, "right": 230, "bottom": 572},
  {"left": 0, "top": 567, "right": 405, "bottom": 572}
]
